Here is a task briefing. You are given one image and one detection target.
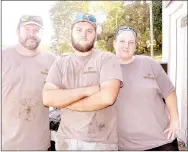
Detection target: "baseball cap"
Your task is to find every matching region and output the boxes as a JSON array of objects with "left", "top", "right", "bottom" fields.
[
  {"left": 72, "top": 13, "right": 97, "bottom": 28},
  {"left": 116, "top": 26, "right": 137, "bottom": 37},
  {"left": 18, "top": 15, "right": 43, "bottom": 28}
]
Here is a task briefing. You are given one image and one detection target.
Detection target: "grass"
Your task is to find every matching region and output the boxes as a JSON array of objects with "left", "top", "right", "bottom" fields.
[
  {"left": 153, "top": 54, "right": 162, "bottom": 62},
  {"left": 142, "top": 51, "right": 162, "bottom": 62}
]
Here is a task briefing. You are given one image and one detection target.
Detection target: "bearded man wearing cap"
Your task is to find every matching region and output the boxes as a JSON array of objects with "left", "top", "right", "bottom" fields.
[
  {"left": 42, "top": 12, "right": 123, "bottom": 150},
  {"left": 2, "top": 15, "right": 56, "bottom": 150}
]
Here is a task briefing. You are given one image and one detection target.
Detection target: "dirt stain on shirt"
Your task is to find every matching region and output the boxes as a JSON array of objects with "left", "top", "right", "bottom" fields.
[{"left": 15, "top": 98, "right": 40, "bottom": 122}]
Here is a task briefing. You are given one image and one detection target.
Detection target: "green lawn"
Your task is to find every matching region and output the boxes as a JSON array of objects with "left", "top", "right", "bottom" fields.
[
  {"left": 153, "top": 54, "right": 162, "bottom": 62},
  {"left": 142, "top": 51, "right": 162, "bottom": 62}
]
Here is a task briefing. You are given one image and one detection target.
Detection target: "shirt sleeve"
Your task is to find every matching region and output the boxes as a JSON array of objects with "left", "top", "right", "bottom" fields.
[
  {"left": 151, "top": 58, "right": 175, "bottom": 99},
  {"left": 46, "top": 58, "right": 63, "bottom": 88},
  {"left": 100, "top": 53, "right": 123, "bottom": 87}
]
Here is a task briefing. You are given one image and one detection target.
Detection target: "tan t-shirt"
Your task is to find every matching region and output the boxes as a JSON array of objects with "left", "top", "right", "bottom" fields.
[
  {"left": 115, "top": 55, "right": 175, "bottom": 150},
  {"left": 2, "top": 46, "right": 56, "bottom": 150},
  {"left": 46, "top": 49, "right": 123, "bottom": 144}
]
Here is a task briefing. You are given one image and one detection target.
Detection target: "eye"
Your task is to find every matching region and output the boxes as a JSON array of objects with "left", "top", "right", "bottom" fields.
[
  {"left": 120, "top": 40, "right": 125, "bottom": 43},
  {"left": 129, "top": 41, "right": 134, "bottom": 44},
  {"left": 34, "top": 29, "right": 40, "bottom": 33},
  {"left": 76, "top": 28, "right": 81, "bottom": 32},
  {"left": 24, "top": 28, "right": 29, "bottom": 31},
  {"left": 87, "top": 30, "right": 93, "bottom": 33}
]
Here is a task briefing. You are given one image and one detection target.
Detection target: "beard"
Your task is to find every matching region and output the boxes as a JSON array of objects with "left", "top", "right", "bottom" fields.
[
  {"left": 71, "top": 35, "right": 95, "bottom": 53},
  {"left": 19, "top": 35, "right": 41, "bottom": 50}
]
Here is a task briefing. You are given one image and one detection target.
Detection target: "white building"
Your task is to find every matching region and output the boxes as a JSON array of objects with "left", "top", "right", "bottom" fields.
[{"left": 162, "top": 1, "right": 187, "bottom": 146}]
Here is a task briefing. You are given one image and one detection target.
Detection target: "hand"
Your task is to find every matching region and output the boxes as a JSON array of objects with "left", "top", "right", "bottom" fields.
[
  {"left": 164, "top": 118, "right": 180, "bottom": 140},
  {"left": 86, "top": 85, "right": 100, "bottom": 96},
  {"left": 66, "top": 104, "right": 75, "bottom": 110}
]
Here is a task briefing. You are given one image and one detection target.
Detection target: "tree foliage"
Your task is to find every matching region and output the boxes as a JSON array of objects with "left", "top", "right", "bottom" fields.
[{"left": 153, "top": 1, "right": 162, "bottom": 53}]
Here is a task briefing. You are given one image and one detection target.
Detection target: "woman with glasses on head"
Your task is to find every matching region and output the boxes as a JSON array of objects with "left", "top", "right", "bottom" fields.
[{"left": 113, "top": 26, "right": 180, "bottom": 151}]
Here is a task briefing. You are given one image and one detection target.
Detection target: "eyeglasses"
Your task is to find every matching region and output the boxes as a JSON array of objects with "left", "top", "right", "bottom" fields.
[
  {"left": 73, "top": 13, "right": 97, "bottom": 25},
  {"left": 20, "top": 15, "right": 43, "bottom": 25},
  {"left": 116, "top": 26, "right": 137, "bottom": 37}
]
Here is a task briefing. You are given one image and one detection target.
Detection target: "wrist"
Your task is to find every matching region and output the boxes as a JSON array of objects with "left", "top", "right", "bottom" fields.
[
  {"left": 170, "top": 116, "right": 179, "bottom": 121},
  {"left": 84, "top": 86, "right": 91, "bottom": 96}
]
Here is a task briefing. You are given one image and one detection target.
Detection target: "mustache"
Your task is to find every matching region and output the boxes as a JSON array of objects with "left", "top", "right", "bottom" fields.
[{"left": 26, "top": 37, "right": 37, "bottom": 41}]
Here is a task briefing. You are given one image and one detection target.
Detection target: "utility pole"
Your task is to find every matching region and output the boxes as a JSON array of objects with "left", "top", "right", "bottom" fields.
[{"left": 149, "top": 1, "right": 154, "bottom": 58}]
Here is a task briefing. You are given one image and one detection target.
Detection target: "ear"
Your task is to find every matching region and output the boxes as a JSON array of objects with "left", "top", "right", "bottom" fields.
[
  {"left": 95, "top": 34, "right": 97, "bottom": 41},
  {"left": 135, "top": 40, "right": 138, "bottom": 49},
  {"left": 16, "top": 29, "right": 19, "bottom": 36},
  {"left": 40, "top": 28, "right": 44, "bottom": 35},
  {"left": 134, "top": 40, "right": 138, "bottom": 55},
  {"left": 113, "top": 40, "right": 116, "bottom": 49}
]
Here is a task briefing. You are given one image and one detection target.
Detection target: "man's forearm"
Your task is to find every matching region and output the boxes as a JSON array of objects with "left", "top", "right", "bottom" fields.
[
  {"left": 165, "top": 91, "right": 179, "bottom": 121},
  {"left": 66, "top": 88, "right": 119, "bottom": 112},
  {"left": 43, "top": 87, "right": 89, "bottom": 108}
]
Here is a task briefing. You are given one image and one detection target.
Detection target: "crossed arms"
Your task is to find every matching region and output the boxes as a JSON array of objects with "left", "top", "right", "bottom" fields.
[{"left": 43, "top": 79, "right": 121, "bottom": 112}]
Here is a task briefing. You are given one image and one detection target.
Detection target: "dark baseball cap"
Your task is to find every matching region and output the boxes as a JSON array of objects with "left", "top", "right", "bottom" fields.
[{"left": 18, "top": 15, "right": 43, "bottom": 28}]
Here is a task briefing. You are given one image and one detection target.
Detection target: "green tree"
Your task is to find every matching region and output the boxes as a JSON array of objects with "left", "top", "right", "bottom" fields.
[
  {"left": 153, "top": 1, "right": 162, "bottom": 54},
  {"left": 93, "top": 1, "right": 162, "bottom": 55},
  {"left": 95, "top": 1, "right": 150, "bottom": 54},
  {"left": 91, "top": 1, "right": 125, "bottom": 52}
]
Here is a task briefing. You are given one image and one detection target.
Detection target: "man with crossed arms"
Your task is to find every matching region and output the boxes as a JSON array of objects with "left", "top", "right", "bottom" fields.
[{"left": 43, "top": 13, "right": 123, "bottom": 150}]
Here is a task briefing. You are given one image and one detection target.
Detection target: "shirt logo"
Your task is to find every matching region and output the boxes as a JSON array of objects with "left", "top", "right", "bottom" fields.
[
  {"left": 41, "top": 69, "right": 48, "bottom": 75},
  {"left": 83, "top": 67, "right": 97, "bottom": 74},
  {"left": 143, "top": 73, "right": 155, "bottom": 80}
]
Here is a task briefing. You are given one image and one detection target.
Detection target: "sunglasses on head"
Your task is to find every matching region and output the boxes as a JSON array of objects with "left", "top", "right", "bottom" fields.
[
  {"left": 74, "top": 13, "right": 97, "bottom": 24},
  {"left": 20, "top": 15, "right": 43, "bottom": 24},
  {"left": 116, "top": 26, "right": 137, "bottom": 37}
]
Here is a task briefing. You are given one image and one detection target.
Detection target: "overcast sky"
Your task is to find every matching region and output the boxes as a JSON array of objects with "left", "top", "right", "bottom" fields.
[{"left": 2, "top": 1, "right": 55, "bottom": 46}]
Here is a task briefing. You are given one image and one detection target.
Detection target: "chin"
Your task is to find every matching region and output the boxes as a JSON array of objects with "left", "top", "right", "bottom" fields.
[
  {"left": 123, "top": 56, "right": 132, "bottom": 60},
  {"left": 122, "top": 54, "right": 130, "bottom": 58},
  {"left": 79, "top": 42, "right": 89, "bottom": 46}
]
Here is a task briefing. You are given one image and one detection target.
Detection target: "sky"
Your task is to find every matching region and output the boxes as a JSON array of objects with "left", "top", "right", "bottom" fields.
[{"left": 2, "top": 1, "right": 55, "bottom": 46}]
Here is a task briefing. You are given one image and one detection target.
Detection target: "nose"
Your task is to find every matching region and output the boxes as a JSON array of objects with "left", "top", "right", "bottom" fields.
[
  {"left": 80, "top": 30, "right": 87, "bottom": 38},
  {"left": 123, "top": 42, "right": 129, "bottom": 49},
  {"left": 28, "top": 30, "right": 35, "bottom": 37}
]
